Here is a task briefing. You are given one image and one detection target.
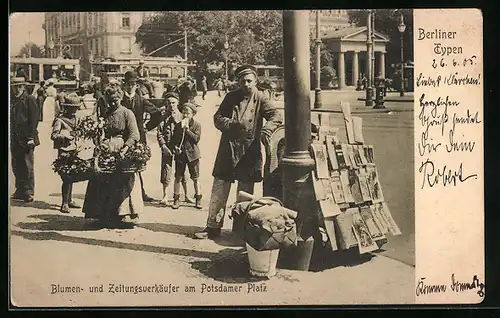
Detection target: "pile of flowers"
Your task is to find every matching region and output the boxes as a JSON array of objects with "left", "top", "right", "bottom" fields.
[
  {"left": 52, "top": 153, "right": 95, "bottom": 179},
  {"left": 97, "top": 141, "right": 152, "bottom": 172},
  {"left": 75, "top": 116, "right": 105, "bottom": 141},
  {"left": 122, "top": 142, "right": 152, "bottom": 169}
]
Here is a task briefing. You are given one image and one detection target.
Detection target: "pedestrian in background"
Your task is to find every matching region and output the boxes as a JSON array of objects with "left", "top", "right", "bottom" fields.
[
  {"left": 36, "top": 81, "right": 46, "bottom": 121},
  {"left": 171, "top": 102, "right": 202, "bottom": 209},
  {"left": 121, "top": 70, "right": 164, "bottom": 202},
  {"left": 194, "top": 64, "right": 282, "bottom": 239},
  {"left": 201, "top": 75, "right": 208, "bottom": 100},
  {"left": 51, "top": 94, "right": 82, "bottom": 213},
  {"left": 43, "top": 78, "right": 58, "bottom": 121},
  {"left": 157, "top": 92, "right": 193, "bottom": 206},
  {"left": 10, "top": 74, "right": 40, "bottom": 203},
  {"left": 215, "top": 78, "right": 225, "bottom": 98}
]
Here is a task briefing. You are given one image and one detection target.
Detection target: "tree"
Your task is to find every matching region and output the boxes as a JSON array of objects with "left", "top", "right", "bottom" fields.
[
  {"left": 348, "top": 9, "right": 414, "bottom": 72},
  {"left": 135, "top": 11, "right": 284, "bottom": 72},
  {"left": 17, "top": 43, "right": 44, "bottom": 58}
]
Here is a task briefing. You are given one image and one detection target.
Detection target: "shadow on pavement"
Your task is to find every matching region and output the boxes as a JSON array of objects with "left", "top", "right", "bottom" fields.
[
  {"left": 16, "top": 214, "right": 105, "bottom": 231},
  {"left": 11, "top": 229, "right": 256, "bottom": 282},
  {"left": 190, "top": 248, "right": 269, "bottom": 284},
  {"left": 10, "top": 200, "right": 60, "bottom": 211},
  {"left": 307, "top": 246, "right": 374, "bottom": 272},
  {"left": 49, "top": 193, "right": 86, "bottom": 200},
  {"left": 137, "top": 222, "right": 205, "bottom": 238},
  {"left": 137, "top": 223, "right": 245, "bottom": 248}
]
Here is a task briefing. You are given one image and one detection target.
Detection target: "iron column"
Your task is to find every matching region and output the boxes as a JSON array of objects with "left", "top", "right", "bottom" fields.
[
  {"left": 365, "top": 10, "right": 373, "bottom": 106},
  {"left": 398, "top": 12, "right": 406, "bottom": 97},
  {"left": 281, "top": 10, "right": 316, "bottom": 246},
  {"left": 314, "top": 10, "right": 322, "bottom": 109}
]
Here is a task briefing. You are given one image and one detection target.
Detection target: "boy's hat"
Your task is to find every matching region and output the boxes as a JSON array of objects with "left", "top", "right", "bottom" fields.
[
  {"left": 163, "top": 91, "right": 179, "bottom": 100},
  {"left": 235, "top": 64, "right": 258, "bottom": 79},
  {"left": 60, "top": 93, "right": 82, "bottom": 108},
  {"left": 182, "top": 102, "right": 197, "bottom": 115}
]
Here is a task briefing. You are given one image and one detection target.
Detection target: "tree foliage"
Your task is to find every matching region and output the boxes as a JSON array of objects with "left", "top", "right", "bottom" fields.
[
  {"left": 348, "top": 9, "right": 414, "bottom": 70},
  {"left": 136, "top": 11, "right": 283, "bottom": 72},
  {"left": 17, "top": 43, "right": 44, "bottom": 58}
]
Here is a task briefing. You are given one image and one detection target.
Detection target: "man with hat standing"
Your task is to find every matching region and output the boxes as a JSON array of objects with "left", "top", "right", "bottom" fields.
[
  {"left": 121, "top": 70, "right": 164, "bottom": 202},
  {"left": 194, "top": 64, "right": 283, "bottom": 239},
  {"left": 10, "top": 75, "right": 40, "bottom": 202}
]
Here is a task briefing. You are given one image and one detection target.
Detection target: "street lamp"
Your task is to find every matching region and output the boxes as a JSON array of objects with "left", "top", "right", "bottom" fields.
[
  {"left": 224, "top": 35, "right": 229, "bottom": 80},
  {"left": 365, "top": 9, "right": 373, "bottom": 106},
  {"left": 314, "top": 10, "right": 322, "bottom": 109},
  {"left": 398, "top": 12, "right": 406, "bottom": 97}
]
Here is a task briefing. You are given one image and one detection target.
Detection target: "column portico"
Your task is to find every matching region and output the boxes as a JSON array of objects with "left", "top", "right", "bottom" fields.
[
  {"left": 352, "top": 51, "right": 359, "bottom": 86},
  {"left": 378, "top": 51, "right": 386, "bottom": 78},
  {"left": 338, "top": 51, "right": 345, "bottom": 89}
]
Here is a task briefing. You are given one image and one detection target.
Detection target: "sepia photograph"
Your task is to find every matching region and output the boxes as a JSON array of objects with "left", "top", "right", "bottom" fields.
[{"left": 8, "top": 9, "right": 419, "bottom": 307}]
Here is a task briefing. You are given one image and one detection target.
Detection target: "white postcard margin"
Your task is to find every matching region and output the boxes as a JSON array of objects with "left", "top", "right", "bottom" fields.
[{"left": 414, "top": 8, "right": 484, "bottom": 304}]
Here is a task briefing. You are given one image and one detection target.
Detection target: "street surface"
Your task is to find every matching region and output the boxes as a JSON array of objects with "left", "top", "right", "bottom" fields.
[{"left": 9, "top": 89, "right": 415, "bottom": 306}]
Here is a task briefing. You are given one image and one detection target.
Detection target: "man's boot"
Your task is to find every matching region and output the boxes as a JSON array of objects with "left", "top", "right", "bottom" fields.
[
  {"left": 194, "top": 227, "right": 221, "bottom": 239},
  {"left": 60, "top": 183, "right": 71, "bottom": 213},
  {"left": 172, "top": 194, "right": 180, "bottom": 209},
  {"left": 194, "top": 194, "right": 203, "bottom": 210}
]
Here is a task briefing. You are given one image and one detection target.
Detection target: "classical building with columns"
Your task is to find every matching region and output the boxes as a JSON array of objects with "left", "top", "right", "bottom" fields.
[{"left": 321, "top": 26, "right": 390, "bottom": 89}]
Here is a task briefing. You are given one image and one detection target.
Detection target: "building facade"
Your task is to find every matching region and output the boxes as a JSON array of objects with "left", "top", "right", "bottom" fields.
[
  {"left": 309, "top": 10, "right": 350, "bottom": 32},
  {"left": 43, "top": 12, "right": 156, "bottom": 60}
]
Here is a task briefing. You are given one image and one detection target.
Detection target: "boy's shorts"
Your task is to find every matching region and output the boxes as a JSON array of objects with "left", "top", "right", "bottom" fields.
[
  {"left": 175, "top": 159, "right": 200, "bottom": 180},
  {"left": 160, "top": 152, "right": 173, "bottom": 185}
]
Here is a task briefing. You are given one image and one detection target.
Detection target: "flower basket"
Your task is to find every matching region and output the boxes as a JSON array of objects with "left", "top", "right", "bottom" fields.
[
  {"left": 96, "top": 142, "right": 151, "bottom": 174},
  {"left": 59, "top": 169, "right": 96, "bottom": 182},
  {"left": 53, "top": 156, "right": 96, "bottom": 183}
]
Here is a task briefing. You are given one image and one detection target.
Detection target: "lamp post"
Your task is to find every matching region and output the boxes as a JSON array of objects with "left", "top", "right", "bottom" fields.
[
  {"left": 314, "top": 10, "right": 322, "bottom": 109},
  {"left": 398, "top": 11, "right": 406, "bottom": 97},
  {"left": 281, "top": 10, "right": 316, "bottom": 271},
  {"left": 224, "top": 35, "right": 229, "bottom": 80},
  {"left": 365, "top": 9, "right": 373, "bottom": 106}
]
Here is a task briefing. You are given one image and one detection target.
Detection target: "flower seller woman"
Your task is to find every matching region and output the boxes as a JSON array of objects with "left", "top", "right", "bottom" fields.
[
  {"left": 51, "top": 93, "right": 83, "bottom": 213},
  {"left": 83, "top": 85, "right": 143, "bottom": 227}
]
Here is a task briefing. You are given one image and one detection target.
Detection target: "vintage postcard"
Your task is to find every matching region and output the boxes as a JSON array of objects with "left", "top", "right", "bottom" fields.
[{"left": 8, "top": 9, "right": 483, "bottom": 307}]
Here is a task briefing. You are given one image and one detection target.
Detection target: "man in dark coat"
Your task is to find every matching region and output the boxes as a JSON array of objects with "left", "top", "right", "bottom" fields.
[
  {"left": 121, "top": 70, "right": 163, "bottom": 202},
  {"left": 10, "top": 75, "right": 40, "bottom": 202},
  {"left": 194, "top": 64, "right": 283, "bottom": 239}
]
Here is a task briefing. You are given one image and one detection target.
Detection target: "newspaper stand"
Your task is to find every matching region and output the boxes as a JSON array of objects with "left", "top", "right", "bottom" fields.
[{"left": 310, "top": 102, "right": 402, "bottom": 255}]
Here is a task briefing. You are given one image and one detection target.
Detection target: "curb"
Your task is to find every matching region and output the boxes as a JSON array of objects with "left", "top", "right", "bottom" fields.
[{"left": 357, "top": 98, "right": 414, "bottom": 103}]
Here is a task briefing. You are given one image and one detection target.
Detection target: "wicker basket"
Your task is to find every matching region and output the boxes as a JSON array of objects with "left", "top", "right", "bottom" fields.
[
  {"left": 98, "top": 165, "right": 146, "bottom": 174},
  {"left": 59, "top": 169, "right": 96, "bottom": 183}
]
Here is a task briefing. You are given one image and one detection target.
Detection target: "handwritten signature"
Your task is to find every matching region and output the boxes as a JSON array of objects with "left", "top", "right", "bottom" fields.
[
  {"left": 416, "top": 275, "right": 485, "bottom": 297},
  {"left": 418, "top": 160, "right": 478, "bottom": 189}
]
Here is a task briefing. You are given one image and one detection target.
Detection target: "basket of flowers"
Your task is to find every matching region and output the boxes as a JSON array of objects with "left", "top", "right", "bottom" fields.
[
  {"left": 52, "top": 153, "right": 96, "bottom": 183},
  {"left": 96, "top": 138, "right": 151, "bottom": 173}
]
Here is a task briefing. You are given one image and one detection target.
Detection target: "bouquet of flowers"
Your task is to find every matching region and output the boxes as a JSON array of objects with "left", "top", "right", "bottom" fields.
[
  {"left": 75, "top": 116, "right": 105, "bottom": 141},
  {"left": 52, "top": 152, "right": 96, "bottom": 182}
]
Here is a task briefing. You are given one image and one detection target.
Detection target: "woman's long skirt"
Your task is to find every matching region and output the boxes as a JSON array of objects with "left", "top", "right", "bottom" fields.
[
  {"left": 43, "top": 96, "right": 59, "bottom": 122},
  {"left": 83, "top": 172, "right": 143, "bottom": 222}
]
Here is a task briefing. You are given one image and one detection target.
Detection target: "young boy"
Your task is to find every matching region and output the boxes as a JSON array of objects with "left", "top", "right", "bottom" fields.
[
  {"left": 157, "top": 92, "right": 193, "bottom": 206},
  {"left": 51, "top": 94, "right": 82, "bottom": 213},
  {"left": 171, "top": 102, "right": 202, "bottom": 209}
]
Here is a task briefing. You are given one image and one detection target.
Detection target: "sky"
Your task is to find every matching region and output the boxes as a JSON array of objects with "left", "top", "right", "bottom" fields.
[{"left": 9, "top": 13, "right": 45, "bottom": 56}]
